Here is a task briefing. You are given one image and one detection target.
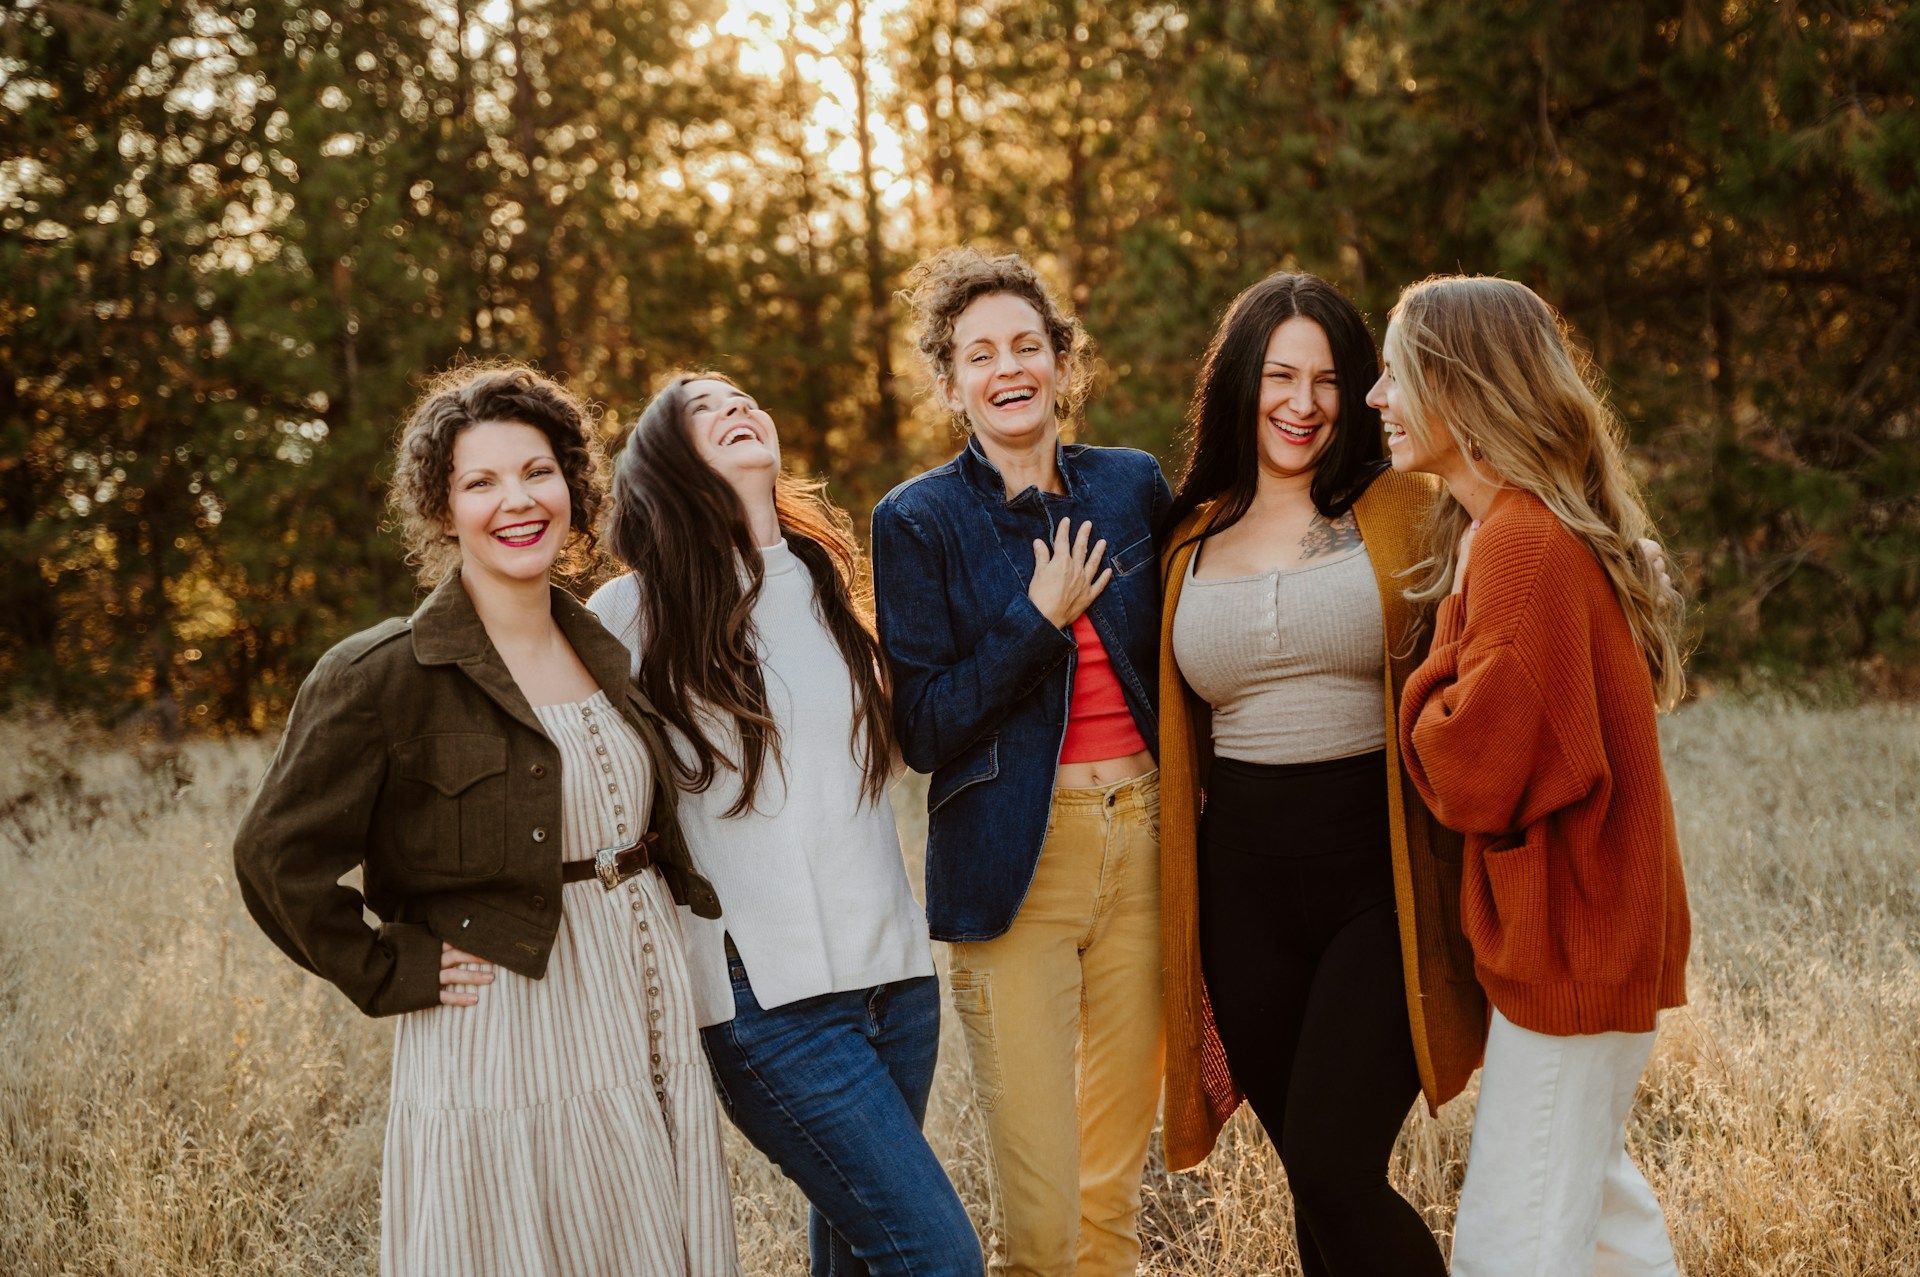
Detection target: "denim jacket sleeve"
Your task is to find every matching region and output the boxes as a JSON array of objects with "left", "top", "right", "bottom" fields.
[
  {"left": 232, "top": 648, "right": 444, "bottom": 1017},
  {"left": 872, "top": 495, "right": 1075, "bottom": 774}
]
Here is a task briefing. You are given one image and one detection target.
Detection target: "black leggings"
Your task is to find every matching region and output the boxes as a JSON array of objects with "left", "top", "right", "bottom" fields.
[{"left": 1198, "top": 751, "right": 1446, "bottom": 1277}]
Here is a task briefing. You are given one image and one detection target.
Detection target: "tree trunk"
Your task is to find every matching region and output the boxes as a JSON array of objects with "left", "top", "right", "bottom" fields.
[
  {"left": 785, "top": 8, "right": 832, "bottom": 469},
  {"left": 848, "top": 0, "right": 900, "bottom": 448},
  {"left": 1061, "top": 0, "right": 1090, "bottom": 306},
  {"left": 506, "top": 0, "right": 566, "bottom": 373}
]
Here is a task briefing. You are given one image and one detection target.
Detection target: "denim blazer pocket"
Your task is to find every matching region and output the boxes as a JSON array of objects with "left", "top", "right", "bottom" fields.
[
  {"left": 1109, "top": 532, "right": 1155, "bottom": 577},
  {"left": 928, "top": 733, "right": 999, "bottom": 813}
]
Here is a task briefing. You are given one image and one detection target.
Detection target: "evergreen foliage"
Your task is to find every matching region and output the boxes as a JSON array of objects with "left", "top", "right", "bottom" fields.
[{"left": 3, "top": 0, "right": 1914, "bottom": 724}]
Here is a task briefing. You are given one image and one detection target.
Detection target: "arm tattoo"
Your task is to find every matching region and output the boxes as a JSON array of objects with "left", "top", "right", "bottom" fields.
[{"left": 1298, "top": 511, "right": 1362, "bottom": 560}]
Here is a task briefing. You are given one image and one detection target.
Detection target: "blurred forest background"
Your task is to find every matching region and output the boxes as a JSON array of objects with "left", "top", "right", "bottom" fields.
[{"left": 3, "top": 0, "right": 1916, "bottom": 730}]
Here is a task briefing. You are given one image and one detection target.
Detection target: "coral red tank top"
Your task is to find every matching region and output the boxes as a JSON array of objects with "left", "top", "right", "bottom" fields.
[{"left": 1059, "top": 615, "right": 1148, "bottom": 763}]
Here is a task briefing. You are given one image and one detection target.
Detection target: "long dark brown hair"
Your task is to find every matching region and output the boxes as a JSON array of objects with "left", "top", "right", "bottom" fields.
[
  {"left": 604, "top": 373, "right": 896, "bottom": 815},
  {"left": 1159, "top": 272, "right": 1388, "bottom": 548}
]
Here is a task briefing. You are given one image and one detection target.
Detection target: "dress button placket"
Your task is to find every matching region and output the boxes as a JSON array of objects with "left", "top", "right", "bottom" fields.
[{"left": 587, "top": 701, "right": 671, "bottom": 1124}]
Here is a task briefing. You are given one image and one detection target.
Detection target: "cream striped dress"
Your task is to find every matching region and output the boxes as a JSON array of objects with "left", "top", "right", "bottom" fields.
[{"left": 382, "top": 690, "right": 741, "bottom": 1276}]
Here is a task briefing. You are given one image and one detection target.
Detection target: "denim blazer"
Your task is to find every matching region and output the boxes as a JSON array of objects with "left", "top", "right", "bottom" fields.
[{"left": 871, "top": 437, "right": 1171, "bottom": 942}]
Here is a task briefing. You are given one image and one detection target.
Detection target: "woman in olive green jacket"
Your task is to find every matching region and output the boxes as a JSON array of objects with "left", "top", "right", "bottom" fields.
[{"left": 233, "top": 364, "right": 740, "bottom": 1275}]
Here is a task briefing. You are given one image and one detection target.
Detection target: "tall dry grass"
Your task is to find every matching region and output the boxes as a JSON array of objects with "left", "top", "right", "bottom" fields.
[{"left": 0, "top": 699, "right": 1915, "bottom": 1275}]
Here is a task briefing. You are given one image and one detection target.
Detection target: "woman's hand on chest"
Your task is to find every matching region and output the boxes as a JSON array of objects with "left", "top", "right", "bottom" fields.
[{"left": 1027, "top": 516, "right": 1111, "bottom": 628}]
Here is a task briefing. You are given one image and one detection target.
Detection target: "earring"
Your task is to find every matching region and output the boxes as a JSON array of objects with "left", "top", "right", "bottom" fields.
[{"left": 1467, "top": 439, "right": 1484, "bottom": 460}]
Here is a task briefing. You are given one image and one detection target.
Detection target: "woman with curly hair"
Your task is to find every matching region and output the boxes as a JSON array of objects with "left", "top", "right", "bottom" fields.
[
  {"left": 872, "top": 249, "right": 1170, "bottom": 1276},
  {"left": 589, "top": 372, "right": 980, "bottom": 1277},
  {"left": 233, "top": 363, "right": 740, "bottom": 1275}
]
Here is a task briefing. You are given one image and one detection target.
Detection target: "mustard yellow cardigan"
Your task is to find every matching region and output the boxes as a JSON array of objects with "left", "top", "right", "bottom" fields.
[{"left": 1156, "top": 467, "right": 1488, "bottom": 1171}]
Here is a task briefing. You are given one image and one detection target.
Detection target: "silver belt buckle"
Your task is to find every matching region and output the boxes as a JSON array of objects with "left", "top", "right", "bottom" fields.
[{"left": 593, "top": 845, "right": 627, "bottom": 892}]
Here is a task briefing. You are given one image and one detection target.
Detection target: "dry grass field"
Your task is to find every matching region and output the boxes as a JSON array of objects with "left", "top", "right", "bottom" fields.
[{"left": 1, "top": 699, "right": 1916, "bottom": 1275}]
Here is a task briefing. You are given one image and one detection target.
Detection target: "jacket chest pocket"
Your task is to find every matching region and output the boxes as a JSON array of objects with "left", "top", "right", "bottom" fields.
[
  {"left": 1108, "top": 533, "right": 1154, "bottom": 577},
  {"left": 390, "top": 733, "right": 509, "bottom": 876}
]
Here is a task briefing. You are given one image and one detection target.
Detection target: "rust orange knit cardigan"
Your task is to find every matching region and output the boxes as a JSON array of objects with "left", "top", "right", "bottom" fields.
[
  {"left": 1399, "top": 489, "right": 1690, "bottom": 1035},
  {"left": 1157, "top": 468, "right": 1488, "bottom": 1172}
]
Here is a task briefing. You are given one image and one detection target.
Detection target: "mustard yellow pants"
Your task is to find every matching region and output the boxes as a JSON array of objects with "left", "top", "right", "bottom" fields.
[{"left": 948, "top": 771, "right": 1164, "bottom": 1276}]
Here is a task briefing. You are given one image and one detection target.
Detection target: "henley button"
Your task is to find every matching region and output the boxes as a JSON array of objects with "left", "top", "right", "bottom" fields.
[
  {"left": 530, "top": 763, "right": 546, "bottom": 778},
  {"left": 531, "top": 895, "right": 545, "bottom": 908},
  {"left": 531, "top": 827, "right": 547, "bottom": 843}
]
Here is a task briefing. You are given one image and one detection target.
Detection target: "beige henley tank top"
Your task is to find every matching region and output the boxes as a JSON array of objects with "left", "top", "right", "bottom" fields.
[{"left": 1170, "top": 537, "right": 1385, "bottom": 765}]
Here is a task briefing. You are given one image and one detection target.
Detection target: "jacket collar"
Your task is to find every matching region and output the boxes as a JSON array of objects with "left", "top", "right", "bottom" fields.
[
  {"left": 958, "top": 434, "right": 1080, "bottom": 506},
  {"left": 409, "top": 572, "right": 647, "bottom": 736}
]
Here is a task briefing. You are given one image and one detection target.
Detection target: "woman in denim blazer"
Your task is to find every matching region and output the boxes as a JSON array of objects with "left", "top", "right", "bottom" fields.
[{"left": 872, "top": 249, "right": 1170, "bottom": 1276}]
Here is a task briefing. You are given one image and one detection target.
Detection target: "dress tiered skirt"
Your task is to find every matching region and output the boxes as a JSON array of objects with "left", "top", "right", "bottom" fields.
[{"left": 381, "top": 692, "right": 740, "bottom": 1275}]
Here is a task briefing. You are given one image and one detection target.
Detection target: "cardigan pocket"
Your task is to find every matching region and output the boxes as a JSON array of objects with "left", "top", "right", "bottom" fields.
[
  {"left": 1472, "top": 834, "right": 1552, "bottom": 981},
  {"left": 391, "top": 733, "right": 509, "bottom": 877}
]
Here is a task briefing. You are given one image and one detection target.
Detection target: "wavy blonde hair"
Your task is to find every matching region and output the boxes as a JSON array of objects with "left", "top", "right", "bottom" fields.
[{"left": 1387, "top": 276, "right": 1687, "bottom": 708}]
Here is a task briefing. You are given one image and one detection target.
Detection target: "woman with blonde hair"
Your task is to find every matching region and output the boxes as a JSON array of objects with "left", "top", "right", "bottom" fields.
[{"left": 1371, "top": 276, "right": 1690, "bottom": 1276}]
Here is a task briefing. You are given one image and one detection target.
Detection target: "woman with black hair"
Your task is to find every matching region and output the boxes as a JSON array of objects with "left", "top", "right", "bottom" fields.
[{"left": 1154, "top": 274, "right": 1487, "bottom": 1276}]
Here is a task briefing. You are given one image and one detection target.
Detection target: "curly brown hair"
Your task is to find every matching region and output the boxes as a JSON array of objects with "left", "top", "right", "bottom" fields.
[
  {"left": 903, "top": 247, "right": 1092, "bottom": 423},
  {"left": 388, "top": 362, "right": 607, "bottom": 586}
]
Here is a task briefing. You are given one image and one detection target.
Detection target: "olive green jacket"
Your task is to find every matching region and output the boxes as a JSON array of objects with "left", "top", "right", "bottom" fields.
[{"left": 232, "top": 572, "right": 721, "bottom": 1018}]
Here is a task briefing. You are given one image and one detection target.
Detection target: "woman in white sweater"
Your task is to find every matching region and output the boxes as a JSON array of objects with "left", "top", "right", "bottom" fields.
[{"left": 589, "top": 373, "right": 982, "bottom": 1277}]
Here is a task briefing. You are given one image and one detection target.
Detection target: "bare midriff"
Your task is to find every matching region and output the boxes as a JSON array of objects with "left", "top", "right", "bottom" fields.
[{"left": 1055, "top": 749, "right": 1156, "bottom": 789}]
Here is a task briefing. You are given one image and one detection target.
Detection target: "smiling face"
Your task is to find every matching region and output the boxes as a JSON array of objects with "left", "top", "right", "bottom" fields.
[
  {"left": 1368, "top": 322, "right": 1461, "bottom": 476},
  {"left": 445, "top": 420, "right": 571, "bottom": 586},
  {"left": 683, "top": 376, "right": 781, "bottom": 492},
  {"left": 940, "top": 291, "right": 1064, "bottom": 452},
  {"left": 1256, "top": 316, "right": 1343, "bottom": 480}
]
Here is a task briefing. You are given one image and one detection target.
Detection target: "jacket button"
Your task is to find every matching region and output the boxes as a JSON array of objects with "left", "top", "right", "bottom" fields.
[
  {"left": 531, "top": 895, "right": 546, "bottom": 909},
  {"left": 530, "top": 764, "right": 547, "bottom": 779},
  {"left": 532, "top": 827, "right": 547, "bottom": 843}
]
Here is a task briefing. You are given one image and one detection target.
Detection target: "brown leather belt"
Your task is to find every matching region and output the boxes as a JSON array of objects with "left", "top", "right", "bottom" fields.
[{"left": 561, "top": 831, "right": 659, "bottom": 891}]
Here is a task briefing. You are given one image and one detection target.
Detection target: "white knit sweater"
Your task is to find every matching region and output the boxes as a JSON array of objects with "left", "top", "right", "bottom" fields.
[{"left": 587, "top": 540, "right": 933, "bottom": 1027}]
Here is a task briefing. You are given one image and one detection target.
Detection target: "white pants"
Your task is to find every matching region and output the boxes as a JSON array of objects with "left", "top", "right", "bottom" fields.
[{"left": 1451, "top": 1010, "right": 1680, "bottom": 1277}]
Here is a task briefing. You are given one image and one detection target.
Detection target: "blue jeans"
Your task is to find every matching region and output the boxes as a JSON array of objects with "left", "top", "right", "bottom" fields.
[{"left": 702, "top": 960, "right": 982, "bottom": 1277}]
